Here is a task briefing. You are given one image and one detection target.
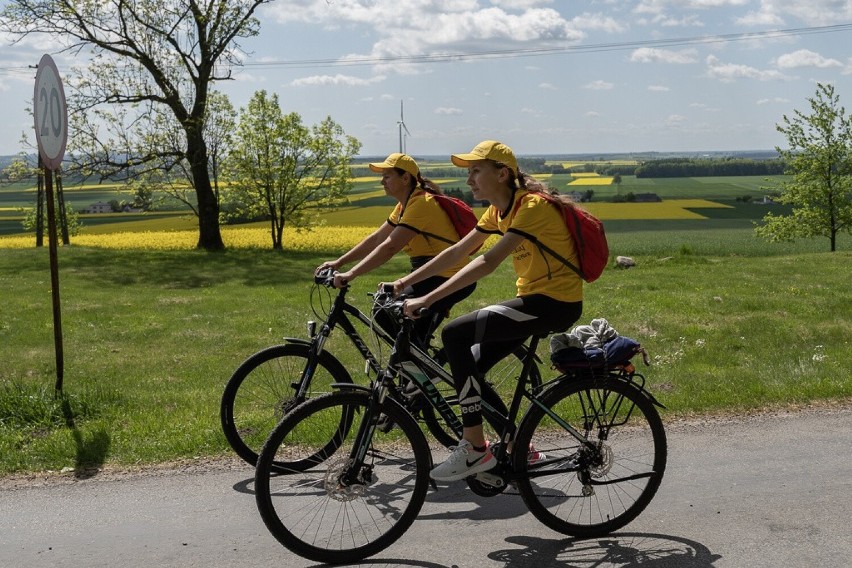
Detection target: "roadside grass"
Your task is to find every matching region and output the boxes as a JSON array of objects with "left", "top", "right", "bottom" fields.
[{"left": 1, "top": 234, "right": 850, "bottom": 475}]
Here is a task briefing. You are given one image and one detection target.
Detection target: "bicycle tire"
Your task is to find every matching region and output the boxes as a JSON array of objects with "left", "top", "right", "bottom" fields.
[
  {"left": 255, "top": 391, "right": 431, "bottom": 564},
  {"left": 513, "top": 376, "right": 666, "bottom": 538},
  {"left": 220, "top": 343, "right": 353, "bottom": 467}
]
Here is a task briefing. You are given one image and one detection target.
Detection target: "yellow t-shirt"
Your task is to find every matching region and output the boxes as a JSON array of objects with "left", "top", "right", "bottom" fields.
[
  {"left": 388, "top": 190, "right": 468, "bottom": 278},
  {"left": 477, "top": 189, "right": 583, "bottom": 302}
]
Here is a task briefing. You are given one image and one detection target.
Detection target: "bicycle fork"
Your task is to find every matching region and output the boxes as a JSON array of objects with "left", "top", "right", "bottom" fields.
[{"left": 337, "top": 374, "right": 392, "bottom": 488}]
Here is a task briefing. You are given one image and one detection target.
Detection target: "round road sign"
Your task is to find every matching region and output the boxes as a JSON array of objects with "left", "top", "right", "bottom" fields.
[{"left": 33, "top": 54, "right": 68, "bottom": 171}]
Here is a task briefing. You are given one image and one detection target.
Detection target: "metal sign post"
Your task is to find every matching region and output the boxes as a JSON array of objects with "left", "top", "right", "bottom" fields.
[{"left": 33, "top": 54, "right": 68, "bottom": 393}]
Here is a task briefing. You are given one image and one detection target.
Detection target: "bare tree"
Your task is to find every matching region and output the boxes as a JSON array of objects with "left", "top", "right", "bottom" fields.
[{"left": 0, "top": 0, "right": 272, "bottom": 251}]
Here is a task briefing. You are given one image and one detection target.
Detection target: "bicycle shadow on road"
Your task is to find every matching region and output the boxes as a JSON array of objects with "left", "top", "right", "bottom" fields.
[{"left": 488, "top": 532, "right": 721, "bottom": 567}]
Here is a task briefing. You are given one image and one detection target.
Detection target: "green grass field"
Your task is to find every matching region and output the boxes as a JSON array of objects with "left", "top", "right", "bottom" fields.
[{"left": 0, "top": 237, "right": 849, "bottom": 475}]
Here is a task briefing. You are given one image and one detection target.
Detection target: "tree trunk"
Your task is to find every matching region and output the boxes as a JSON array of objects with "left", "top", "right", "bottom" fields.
[{"left": 187, "top": 129, "right": 225, "bottom": 251}]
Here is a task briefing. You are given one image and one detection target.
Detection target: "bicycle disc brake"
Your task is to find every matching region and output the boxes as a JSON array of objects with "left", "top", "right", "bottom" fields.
[{"left": 324, "top": 456, "right": 370, "bottom": 502}]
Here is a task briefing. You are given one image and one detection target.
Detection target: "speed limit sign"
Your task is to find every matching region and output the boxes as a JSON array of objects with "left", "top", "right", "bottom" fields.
[{"left": 33, "top": 54, "right": 68, "bottom": 171}]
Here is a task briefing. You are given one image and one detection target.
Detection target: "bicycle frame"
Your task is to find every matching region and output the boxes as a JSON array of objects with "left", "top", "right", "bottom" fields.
[{"left": 342, "top": 310, "right": 661, "bottom": 489}]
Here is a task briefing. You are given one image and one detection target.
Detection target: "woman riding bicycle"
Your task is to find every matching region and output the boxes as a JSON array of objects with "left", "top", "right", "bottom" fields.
[
  {"left": 315, "top": 152, "right": 475, "bottom": 347},
  {"left": 398, "top": 140, "right": 584, "bottom": 482}
]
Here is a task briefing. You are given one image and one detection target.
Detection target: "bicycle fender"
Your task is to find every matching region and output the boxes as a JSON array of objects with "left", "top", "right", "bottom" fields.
[
  {"left": 642, "top": 389, "right": 667, "bottom": 410},
  {"left": 282, "top": 337, "right": 312, "bottom": 346}
]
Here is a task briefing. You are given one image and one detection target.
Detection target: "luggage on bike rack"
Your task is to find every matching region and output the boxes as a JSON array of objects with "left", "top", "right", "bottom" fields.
[{"left": 549, "top": 318, "right": 649, "bottom": 373}]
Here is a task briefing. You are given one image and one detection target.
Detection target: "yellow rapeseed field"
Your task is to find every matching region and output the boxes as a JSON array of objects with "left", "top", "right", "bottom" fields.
[
  {"left": 0, "top": 200, "right": 729, "bottom": 250},
  {"left": 568, "top": 177, "right": 614, "bottom": 186},
  {"left": 0, "top": 226, "right": 377, "bottom": 251},
  {"left": 583, "top": 199, "right": 729, "bottom": 220}
]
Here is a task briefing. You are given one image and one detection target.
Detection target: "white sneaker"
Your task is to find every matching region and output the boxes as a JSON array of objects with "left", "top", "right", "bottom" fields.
[{"left": 430, "top": 440, "right": 496, "bottom": 482}]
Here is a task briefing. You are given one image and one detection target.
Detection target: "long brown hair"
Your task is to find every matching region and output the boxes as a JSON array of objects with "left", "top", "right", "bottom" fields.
[
  {"left": 392, "top": 167, "right": 445, "bottom": 195},
  {"left": 498, "top": 163, "right": 576, "bottom": 207}
]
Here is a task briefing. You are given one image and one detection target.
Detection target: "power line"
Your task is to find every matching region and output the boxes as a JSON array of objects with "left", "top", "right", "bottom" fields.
[
  {"left": 238, "top": 23, "right": 852, "bottom": 70},
  {"left": 0, "top": 22, "right": 850, "bottom": 76}
]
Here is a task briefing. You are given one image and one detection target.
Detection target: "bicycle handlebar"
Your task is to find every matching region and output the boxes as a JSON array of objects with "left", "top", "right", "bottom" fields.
[
  {"left": 314, "top": 268, "right": 425, "bottom": 319},
  {"left": 314, "top": 267, "right": 339, "bottom": 287}
]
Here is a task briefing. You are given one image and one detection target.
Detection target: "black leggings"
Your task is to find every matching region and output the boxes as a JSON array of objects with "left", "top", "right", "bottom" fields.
[
  {"left": 441, "top": 294, "right": 583, "bottom": 428},
  {"left": 373, "top": 275, "right": 476, "bottom": 348}
]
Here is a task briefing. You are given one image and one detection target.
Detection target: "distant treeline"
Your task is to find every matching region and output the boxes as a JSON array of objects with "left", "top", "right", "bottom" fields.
[
  {"left": 633, "top": 158, "right": 787, "bottom": 178},
  {"left": 427, "top": 157, "right": 787, "bottom": 179}
]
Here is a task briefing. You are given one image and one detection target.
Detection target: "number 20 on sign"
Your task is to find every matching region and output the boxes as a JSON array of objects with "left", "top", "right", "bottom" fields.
[{"left": 33, "top": 54, "right": 68, "bottom": 171}]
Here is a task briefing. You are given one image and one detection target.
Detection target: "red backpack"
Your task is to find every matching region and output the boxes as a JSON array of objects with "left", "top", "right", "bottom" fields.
[
  {"left": 419, "top": 193, "right": 481, "bottom": 253},
  {"left": 512, "top": 192, "right": 609, "bottom": 282}
]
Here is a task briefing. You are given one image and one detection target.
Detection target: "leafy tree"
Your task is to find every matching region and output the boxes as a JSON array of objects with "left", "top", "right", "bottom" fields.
[
  {"left": 225, "top": 90, "right": 361, "bottom": 249},
  {"left": 129, "top": 90, "right": 235, "bottom": 215},
  {"left": 0, "top": 0, "right": 271, "bottom": 251},
  {"left": 756, "top": 83, "right": 852, "bottom": 251},
  {"left": 21, "top": 200, "right": 81, "bottom": 238}
]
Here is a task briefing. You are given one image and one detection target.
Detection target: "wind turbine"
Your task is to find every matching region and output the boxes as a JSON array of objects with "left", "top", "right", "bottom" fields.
[{"left": 397, "top": 100, "right": 411, "bottom": 154}]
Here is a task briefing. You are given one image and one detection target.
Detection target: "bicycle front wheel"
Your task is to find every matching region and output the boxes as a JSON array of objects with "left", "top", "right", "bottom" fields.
[
  {"left": 513, "top": 377, "right": 667, "bottom": 538},
  {"left": 220, "top": 343, "right": 352, "bottom": 466},
  {"left": 255, "top": 391, "right": 431, "bottom": 564}
]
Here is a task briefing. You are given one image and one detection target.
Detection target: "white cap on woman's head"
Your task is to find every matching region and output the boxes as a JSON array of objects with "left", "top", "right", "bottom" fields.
[
  {"left": 368, "top": 153, "right": 419, "bottom": 177},
  {"left": 451, "top": 140, "right": 518, "bottom": 177}
]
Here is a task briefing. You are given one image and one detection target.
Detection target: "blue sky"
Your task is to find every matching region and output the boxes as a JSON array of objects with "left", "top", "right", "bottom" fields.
[{"left": 2, "top": 0, "right": 852, "bottom": 157}]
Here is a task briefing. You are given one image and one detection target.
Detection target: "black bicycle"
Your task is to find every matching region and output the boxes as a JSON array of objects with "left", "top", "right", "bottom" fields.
[
  {"left": 220, "top": 268, "right": 541, "bottom": 467},
  {"left": 254, "top": 294, "right": 668, "bottom": 564}
]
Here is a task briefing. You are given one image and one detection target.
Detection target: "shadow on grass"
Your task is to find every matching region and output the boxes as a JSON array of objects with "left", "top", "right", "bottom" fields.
[
  {"left": 54, "top": 247, "right": 330, "bottom": 289},
  {"left": 60, "top": 396, "right": 111, "bottom": 479}
]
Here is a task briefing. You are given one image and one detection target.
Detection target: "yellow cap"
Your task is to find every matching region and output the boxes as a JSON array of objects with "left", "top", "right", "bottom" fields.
[
  {"left": 451, "top": 140, "right": 518, "bottom": 176},
  {"left": 368, "top": 153, "right": 419, "bottom": 177}
]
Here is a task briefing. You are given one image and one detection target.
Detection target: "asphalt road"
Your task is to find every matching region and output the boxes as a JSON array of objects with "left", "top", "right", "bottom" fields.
[{"left": 2, "top": 403, "right": 850, "bottom": 568}]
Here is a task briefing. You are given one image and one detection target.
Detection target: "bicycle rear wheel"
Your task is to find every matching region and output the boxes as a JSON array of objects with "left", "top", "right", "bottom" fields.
[
  {"left": 220, "top": 343, "right": 352, "bottom": 466},
  {"left": 255, "top": 391, "right": 431, "bottom": 564},
  {"left": 513, "top": 376, "right": 666, "bottom": 538}
]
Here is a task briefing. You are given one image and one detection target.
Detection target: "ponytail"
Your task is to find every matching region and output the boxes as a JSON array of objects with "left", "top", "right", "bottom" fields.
[
  {"left": 418, "top": 173, "right": 444, "bottom": 195},
  {"left": 516, "top": 170, "right": 576, "bottom": 207}
]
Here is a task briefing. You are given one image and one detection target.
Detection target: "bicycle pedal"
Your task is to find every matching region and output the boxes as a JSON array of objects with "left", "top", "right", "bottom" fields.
[{"left": 473, "top": 472, "right": 505, "bottom": 488}]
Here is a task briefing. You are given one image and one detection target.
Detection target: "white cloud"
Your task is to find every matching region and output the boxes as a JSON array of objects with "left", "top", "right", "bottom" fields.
[
  {"left": 584, "top": 80, "right": 614, "bottom": 90},
  {"left": 666, "top": 114, "right": 687, "bottom": 127},
  {"left": 290, "top": 74, "right": 386, "bottom": 87},
  {"left": 736, "top": 0, "right": 852, "bottom": 27},
  {"left": 569, "top": 12, "right": 627, "bottom": 33},
  {"left": 539, "top": 82, "right": 557, "bottom": 90},
  {"left": 648, "top": 85, "right": 671, "bottom": 91},
  {"left": 653, "top": 14, "right": 704, "bottom": 27},
  {"left": 264, "top": 2, "right": 584, "bottom": 78},
  {"left": 491, "top": 0, "right": 553, "bottom": 9},
  {"left": 775, "top": 49, "right": 842, "bottom": 70},
  {"left": 757, "top": 97, "right": 790, "bottom": 105},
  {"left": 735, "top": 9, "right": 784, "bottom": 26},
  {"left": 630, "top": 48, "right": 698, "bottom": 64},
  {"left": 434, "top": 107, "right": 462, "bottom": 115},
  {"left": 705, "top": 55, "right": 787, "bottom": 82}
]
